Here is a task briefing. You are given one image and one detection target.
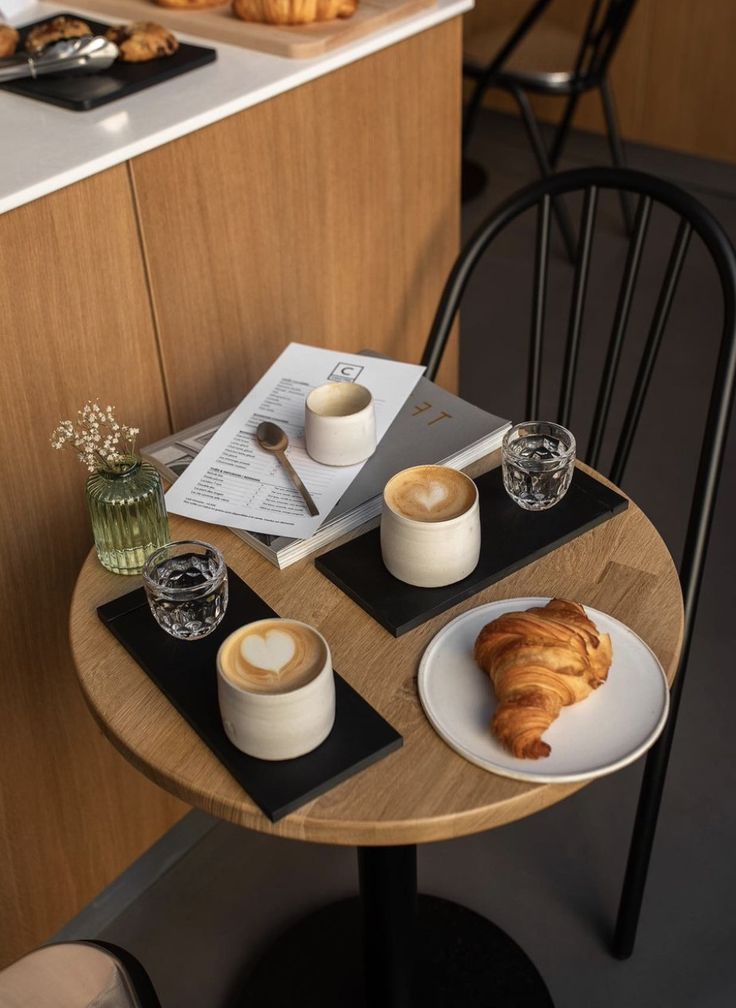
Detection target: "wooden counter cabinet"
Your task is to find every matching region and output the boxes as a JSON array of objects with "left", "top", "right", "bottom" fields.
[{"left": 0, "top": 17, "right": 461, "bottom": 966}]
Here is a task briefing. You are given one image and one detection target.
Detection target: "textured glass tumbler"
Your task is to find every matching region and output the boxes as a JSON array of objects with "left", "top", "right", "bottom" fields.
[
  {"left": 502, "top": 421, "right": 576, "bottom": 511},
  {"left": 143, "top": 540, "right": 228, "bottom": 641},
  {"left": 86, "top": 456, "right": 170, "bottom": 575}
]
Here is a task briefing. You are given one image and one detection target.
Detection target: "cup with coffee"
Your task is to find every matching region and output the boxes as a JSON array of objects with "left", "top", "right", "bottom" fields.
[
  {"left": 380, "top": 465, "right": 481, "bottom": 588},
  {"left": 217, "top": 618, "right": 335, "bottom": 760},
  {"left": 304, "top": 382, "right": 376, "bottom": 466}
]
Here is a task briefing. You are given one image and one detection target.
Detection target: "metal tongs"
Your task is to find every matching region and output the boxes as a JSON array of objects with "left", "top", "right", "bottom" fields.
[{"left": 0, "top": 36, "right": 119, "bottom": 82}]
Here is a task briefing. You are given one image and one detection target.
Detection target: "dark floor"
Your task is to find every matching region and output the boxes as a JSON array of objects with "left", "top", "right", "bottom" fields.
[{"left": 73, "top": 110, "right": 736, "bottom": 1007}]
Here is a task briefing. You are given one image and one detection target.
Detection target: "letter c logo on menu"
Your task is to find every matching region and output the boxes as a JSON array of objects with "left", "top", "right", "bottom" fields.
[{"left": 328, "top": 362, "right": 364, "bottom": 383}]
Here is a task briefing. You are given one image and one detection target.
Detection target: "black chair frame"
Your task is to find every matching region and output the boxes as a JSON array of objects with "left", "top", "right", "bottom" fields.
[
  {"left": 421, "top": 165, "right": 736, "bottom": 957},
  {"left": 463, "top": 0, "right": 637, "bottom": 253}
]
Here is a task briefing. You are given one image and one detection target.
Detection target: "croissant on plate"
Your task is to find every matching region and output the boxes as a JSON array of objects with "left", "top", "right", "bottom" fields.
[{"left": 474, "top": 598, "right": 612, "bottom": 759}]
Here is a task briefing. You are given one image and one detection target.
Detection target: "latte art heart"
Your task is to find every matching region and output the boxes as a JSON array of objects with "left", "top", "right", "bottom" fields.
[
  {"left": 385, "top": 465, "right": 476, "bottom": 523},
  {"left": 220, "top": 619, "right": 327, "bottom": 694},
  {"left": 240, "top": 630, "right": 296, "bottom": 674},
  {"left": 412, "top": 481, "right": 448, "bottom": 512}
]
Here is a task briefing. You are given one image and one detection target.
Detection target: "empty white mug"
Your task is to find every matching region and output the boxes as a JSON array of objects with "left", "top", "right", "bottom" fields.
[{"left": 304, "top": 382, "right": 376, "bottom": 467}]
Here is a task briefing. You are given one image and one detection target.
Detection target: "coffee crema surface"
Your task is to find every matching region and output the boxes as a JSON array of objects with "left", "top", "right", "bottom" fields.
[
  {"left": 219, "top": 620, "right": 326, "bottom": 694},
  {"left": 385, "top": 466, "right": 476, "bottom": 522}
]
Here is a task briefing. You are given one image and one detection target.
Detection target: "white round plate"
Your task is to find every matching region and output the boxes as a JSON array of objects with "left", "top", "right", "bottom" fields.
[{"left": 418, "top": 598, "right": 670, "bottom": 784}]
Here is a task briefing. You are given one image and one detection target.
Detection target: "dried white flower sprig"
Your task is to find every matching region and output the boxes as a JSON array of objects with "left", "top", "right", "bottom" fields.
[{"left": 51, "top": 402, "right": 140, "bottom": 474}]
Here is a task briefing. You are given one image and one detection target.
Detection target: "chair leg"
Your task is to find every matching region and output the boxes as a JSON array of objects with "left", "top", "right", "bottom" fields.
[
  {"left": 600, "top": 76, "right": 634, "bottom": 232},
  {"left": 512, "top": 85, "right": 577, "bottom": 262},
  {"left": 462, "top": 77, "right": 489, "bottom": 151},
  {"left": 613, "top": 659, "right": 684, "bottom": 958},
  {"left": 461, "top": 78, "right": 491, "bottom": 202},
  {"left": 547, "top": 92, "right": 580, "bottom": 170}
]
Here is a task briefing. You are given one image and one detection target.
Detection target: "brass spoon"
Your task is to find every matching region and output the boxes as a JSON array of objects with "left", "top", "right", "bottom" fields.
[{"left": 256, "top": 421, "right": 319, "bottom": 517}]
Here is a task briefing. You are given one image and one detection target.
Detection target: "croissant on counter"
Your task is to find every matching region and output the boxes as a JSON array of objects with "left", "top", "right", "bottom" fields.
[
  {"left": 232, "top": 0, "right": 357, "bottom": 24},
  {"left": 474, "top": 598, "right": 612, "bottom": 759}
]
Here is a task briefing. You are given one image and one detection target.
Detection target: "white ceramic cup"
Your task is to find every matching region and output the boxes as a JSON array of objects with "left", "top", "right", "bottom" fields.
[
  {"left": 380, "top": 465, "right": 481, "bottom": 588},
  {"left": 304, "top": 382, "right": 376, "bottom": 466},
  {"left": 216, "top": 619, "right": 335, "bottom": 761}
]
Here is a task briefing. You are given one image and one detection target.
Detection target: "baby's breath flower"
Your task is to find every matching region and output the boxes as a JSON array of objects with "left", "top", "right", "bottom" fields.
[{"left": 50, "top": 401, "right": 141, "bottom": 474}]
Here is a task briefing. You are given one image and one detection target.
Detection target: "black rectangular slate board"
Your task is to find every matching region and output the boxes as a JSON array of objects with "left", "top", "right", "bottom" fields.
[
  {"left": 1, "top": 15, "right": 216, "bottom": 112},
  {"left": 97, "top": 569, "right": 402, "bottom": 822},
  {"left": 316, "top": 467, "right": 628, "bottom": 637}
]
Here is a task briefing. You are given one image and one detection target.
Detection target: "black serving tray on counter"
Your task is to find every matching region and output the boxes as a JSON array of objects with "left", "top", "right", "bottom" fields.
[
  {"left": 316, "top": 466, "right": 628, "bottom": 637},
  {"left": 1, "top": 14, "right": 216, "bottom": 111},
  {"left": 98, "top": 569, "right": 402, "bottom": 822}
]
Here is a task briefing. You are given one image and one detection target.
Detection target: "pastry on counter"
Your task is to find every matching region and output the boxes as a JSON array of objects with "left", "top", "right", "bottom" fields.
[
  {"left": 105, "top": 22, "right": 179, "bottom": 63},
  {"left": 154, "top": 0, "right": 228, "bottom": 8},
  {"left": 474, "top": 598, "right": 612, "bottom": 759},
  {"left": 0, "top": 24, "right": 19, "bottom": 58},
  {"left": 232, "top": 0, "right": 358, "bottom": 26},
  {"left": 25, "top": 16, "right": 92, "bottom": 55}
]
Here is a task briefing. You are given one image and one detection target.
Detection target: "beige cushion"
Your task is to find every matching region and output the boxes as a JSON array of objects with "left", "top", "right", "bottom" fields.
[{"left": 0, "top": 944, "right": 143, "bottom": 1008}]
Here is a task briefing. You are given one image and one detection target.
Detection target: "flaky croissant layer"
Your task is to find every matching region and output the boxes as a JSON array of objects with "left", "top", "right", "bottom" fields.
[{"left": 474, "top": 599, "right": 612, "bottom": 759}]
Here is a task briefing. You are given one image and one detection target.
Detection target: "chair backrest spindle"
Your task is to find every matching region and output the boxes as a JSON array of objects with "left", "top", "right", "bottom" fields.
[
  {"left": 585, "top": 0, "right": 638, "bottom": 85},
  {"left": 527, "top": 194, "right": 552, "bottom": 419},
  {"left": 609, "top": 217, "right": 692, "bottom": 485},
  {"left": 557, "top": 185, "right": 598, "bottom": 427},
  {"left": 587, "top": 193, "right": 652, "bottom": 468}
]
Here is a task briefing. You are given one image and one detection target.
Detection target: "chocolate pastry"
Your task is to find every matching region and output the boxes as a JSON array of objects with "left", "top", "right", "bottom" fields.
[
  {"left": 105, "top": 22, "right": 179, "bottom": 63},
  {"left": 25, "top": 16, "right": 91, "bottom": 55},
  {"left": 0, "top": 23, "right": 19, "bottom": 58}
]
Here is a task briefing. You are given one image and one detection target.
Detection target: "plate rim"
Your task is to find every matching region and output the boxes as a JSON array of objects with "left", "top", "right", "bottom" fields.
[{"left": 418, "top": 596, "right": 670, "bottom": 785}]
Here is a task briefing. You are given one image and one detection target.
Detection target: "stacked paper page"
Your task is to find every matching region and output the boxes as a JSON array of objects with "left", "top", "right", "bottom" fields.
[{"left": 164, "top": 344, "right": 424, "bottom": 540}]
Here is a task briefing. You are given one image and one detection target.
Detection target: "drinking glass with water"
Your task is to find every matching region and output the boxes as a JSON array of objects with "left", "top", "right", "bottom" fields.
[
  {"left": 502, "top": 421, "right": 576, "bottom": 511},
  {"left": 143, "top": 540, "right": 228, "bottom": 641}
]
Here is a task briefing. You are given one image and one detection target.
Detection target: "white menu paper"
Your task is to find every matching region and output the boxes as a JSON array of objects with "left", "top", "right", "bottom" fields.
[{"left": 165, "top": 344, "right": 424, "bottom": 540}]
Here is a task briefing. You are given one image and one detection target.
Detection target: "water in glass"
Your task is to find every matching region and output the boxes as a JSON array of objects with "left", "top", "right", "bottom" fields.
[
  {"left": 503, "top": 429, "right": 575, "bottom": 511},
  {"left": 145, "top": 546, "right": 228, "bottom": 641}
]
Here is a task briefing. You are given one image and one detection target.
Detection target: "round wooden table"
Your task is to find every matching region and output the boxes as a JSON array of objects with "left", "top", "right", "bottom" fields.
[{"left": 70, "top": 457, "right": 683, "bottom": 1007}]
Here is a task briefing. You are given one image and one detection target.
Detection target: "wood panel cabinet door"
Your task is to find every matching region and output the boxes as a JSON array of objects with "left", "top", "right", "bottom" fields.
[
  {"left": 130, "top": 20, "right": 462, "bottom": 430},
  {"left": 0, "top": 166, "right": 186, "bottom": 967}
]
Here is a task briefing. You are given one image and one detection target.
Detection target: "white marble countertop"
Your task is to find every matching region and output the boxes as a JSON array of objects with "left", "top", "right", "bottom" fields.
[{"left": 0, "top": 0, "right": 471, "bottom": 215}]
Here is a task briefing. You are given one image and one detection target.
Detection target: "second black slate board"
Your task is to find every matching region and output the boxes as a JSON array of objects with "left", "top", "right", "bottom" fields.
[
  {"left": 315, "top": 467, "right": 628, "bottom": 637},
  {"left": 98, "top": 570, "right": 402, "bottom": 822},
  {"left": 1, "top": 14, "right": 216, "bottom": 112}
]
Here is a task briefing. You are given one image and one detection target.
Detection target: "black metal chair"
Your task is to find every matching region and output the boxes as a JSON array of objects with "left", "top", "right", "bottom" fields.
[
  {"left": 0, "top": 940, "right": 162, "bottom": 1007},
  {"left": 421, "top": 165, "right": 736, "bottom": 957},
  {"left": 462, "top": 0, "right": 637, "bottom": 254}
]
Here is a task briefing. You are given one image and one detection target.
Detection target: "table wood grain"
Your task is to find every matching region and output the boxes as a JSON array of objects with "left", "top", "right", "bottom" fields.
[{"left": 70, "top": 456, "right": 683, "bottom": 847}]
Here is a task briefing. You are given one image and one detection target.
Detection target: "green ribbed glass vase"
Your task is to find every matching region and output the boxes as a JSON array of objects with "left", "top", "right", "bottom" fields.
[{"left": 86, "top": 456, "right": 170, "bottom": 575}]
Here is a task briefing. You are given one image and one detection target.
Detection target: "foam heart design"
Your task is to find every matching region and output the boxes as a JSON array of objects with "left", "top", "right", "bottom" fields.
[
  {"left": 413, "top": 481, "right": 448, "bottom": 511},
  {"left": 241, "top": 630, "right": 296, "bottom": 674}
]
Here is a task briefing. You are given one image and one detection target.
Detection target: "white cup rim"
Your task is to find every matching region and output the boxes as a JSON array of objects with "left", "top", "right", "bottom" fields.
[
  {"left": 216, "top": 618, "right": 331, "bottom": 699},
  {"left": 305, "top": 382, "right": 373, "bottom": 420},
  {"left": 382, "top": 465, "right": 479, "bottom": 527}
]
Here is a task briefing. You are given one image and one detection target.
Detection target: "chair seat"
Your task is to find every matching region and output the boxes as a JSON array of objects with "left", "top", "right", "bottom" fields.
[
  {"left": 0, "top": 944, "right": 142, "bottom": 1008},
  {"left": 464, "top": 22, "right": 584, "bottom": 92}
]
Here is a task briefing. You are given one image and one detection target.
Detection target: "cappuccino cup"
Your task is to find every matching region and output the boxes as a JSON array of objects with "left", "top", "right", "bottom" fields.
[
  {"left": 304, "top": 382, "right": 376, "bottom": 466},
  {"left": 217, "top": 619, "right": 335, "bottom": 760},
  {"left": 380, "top": 465, "right": 481, "bottom": 588}
]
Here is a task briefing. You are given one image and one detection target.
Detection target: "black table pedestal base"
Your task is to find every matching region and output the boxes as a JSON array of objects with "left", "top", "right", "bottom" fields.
[{"left": 237, "top": 894, "right": 554, "bottom": 1007}]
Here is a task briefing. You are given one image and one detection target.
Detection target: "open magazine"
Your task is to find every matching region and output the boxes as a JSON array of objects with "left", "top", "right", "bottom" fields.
[{"left": 145, "top": 375, "right": 509, "bottom": 568}]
